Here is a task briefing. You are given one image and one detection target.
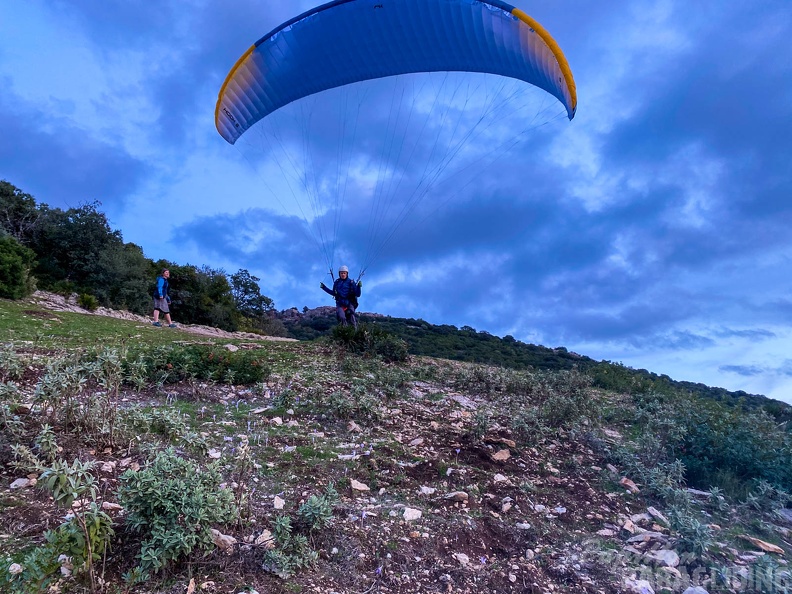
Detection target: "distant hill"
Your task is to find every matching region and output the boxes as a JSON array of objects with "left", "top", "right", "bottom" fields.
[{"left": 281, "top": 307, "right": 792, "bottom": 425}]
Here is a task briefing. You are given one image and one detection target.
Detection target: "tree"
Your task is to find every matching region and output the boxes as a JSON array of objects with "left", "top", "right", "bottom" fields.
[
  {"left": 0, "top": 180, "right": 41, "bottom": 244},
  {"left": 0, "top": 234, "right": 36, "bottom": 299},
  {"left": 230, "top": 269, "right": 274, "bottom": 320},
  {"left": 32, "top": 201, "right": 123, "bottom": 290}
]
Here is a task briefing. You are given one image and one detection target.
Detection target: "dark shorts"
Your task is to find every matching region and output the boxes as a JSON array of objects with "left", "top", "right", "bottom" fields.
[{"left": 153, "top": 297, "right": 170, "bottom": 313}]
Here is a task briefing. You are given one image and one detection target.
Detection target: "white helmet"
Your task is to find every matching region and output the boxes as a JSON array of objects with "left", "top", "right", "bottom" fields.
[{"left": 339, "top": 265, "right": 349, "bottom": 273}]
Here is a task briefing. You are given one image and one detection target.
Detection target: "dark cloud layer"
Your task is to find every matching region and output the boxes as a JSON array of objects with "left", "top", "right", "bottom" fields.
[{"left": 0, "top": 88, "right": 148, "bottom": 208}]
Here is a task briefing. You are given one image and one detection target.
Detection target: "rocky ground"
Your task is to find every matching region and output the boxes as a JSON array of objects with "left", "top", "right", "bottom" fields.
[
  {"left": 1, "top": 296, "right": 791, "bottom": 594},
  {"left": 27, "top": 291, "right": 297, "bottom": 342}
]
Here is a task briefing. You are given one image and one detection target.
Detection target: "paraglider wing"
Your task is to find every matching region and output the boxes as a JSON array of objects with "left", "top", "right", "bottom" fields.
[{"left": 215, "top": 0, "right": 577, "bottom": 145}]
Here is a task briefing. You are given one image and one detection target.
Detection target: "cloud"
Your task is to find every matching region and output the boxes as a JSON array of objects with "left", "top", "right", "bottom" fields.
[{"left": 0, "top": 86, "right": 149, "bottom": 208}]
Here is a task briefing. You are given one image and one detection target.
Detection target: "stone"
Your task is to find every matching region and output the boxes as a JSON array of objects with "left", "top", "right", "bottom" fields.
[
  {"left": 207, "top": 449, "right": 221, "bottom": 459},
  {"left": 644, "top": 549, "right": 679, "bottom": 568},
  {"left": 493, "top": 473, "right": 509, "bottom": 484},
  {"left": 409, "top": 437, "right": 424, "bottom": 446},
  {"left": 271, "top": 417, "right": 283, "bottom": 426},
  {"left": 492, "top": 449, "right": 511, "bottom": 461},
  {"left": 624, "top": 578, "right": 655, "bottom": 594},
  {"left": 682, "top": 588, "right": 709, "bottom": 594},
  {"left": 351, "top": 479, "right": 370, "bottom": 492},
  {"left": 101, "top": 502, "right": 123, "bottom": 512},
  {"left": 620, "top": 477, "right": 640, "bottom": 493},
  {"left": 622, "top": 519, "right": 637, "bottom": 534},
  {"left": 9, "top": 478, "right": 31, "bottom": 490},
  {"left": 419, "top": 486, "right": 436, "bottom": 496},
  {"left": 8, "top": 563, "right": 22, "bottom": 575},
  {"left": 597, "top": 529, "right": 617, "bottom": 537},
  {"left": 627, "top": 531, "right": 666, "bottom": 544},
  {"left": 403, "top": 507, "right": 422, "bottom": 521},
  {"left": 210, "top": 528, "right": 237, "bottom": 551},
  {"left": 452, "top": 552, "right": 470, "bottom": 565},
  {"left": 647, "top": 506, "right": 669, "bottom": 526},
  {"left": 739, "top": 535, "right": 785, "bottom": 554},
  {"left": 223, "top": 344, "right": 239, "bottom": 352},
  {"left": 444, "top": 491, "right": 468, "bottom": 502},
  {"left": 274, "top": 496, "right": 285, "bottom": 510},
  {"left": 348, "top": 420, "right": 362, "bottom": 432},
  {"left": 254, "top": 530, "right": 275, "bottom": 549},
  {"left": 776, "top": 509, "right": 792, "bottom": 525},
  {"left": 100, "top": 461, "right": 116, "bottom": 473},
  {"left": 516, "top": 523, "right": 532, "bottom": 530}
]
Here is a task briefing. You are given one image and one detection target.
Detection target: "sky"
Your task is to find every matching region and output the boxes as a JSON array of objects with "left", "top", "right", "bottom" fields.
[{"left": 1, "top": 0, "right": 791, "bottom": 404}]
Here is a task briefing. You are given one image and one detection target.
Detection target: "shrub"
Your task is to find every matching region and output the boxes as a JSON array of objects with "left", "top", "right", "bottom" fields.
[
  {"left": 0, "top": 235, "right": 36, "bottom": 299},
  {"left": 118, "top": 448, "right": 237, "bottom": 573},
  {"left": 331, "top": 324, "right": 409, "bottom": 363},
  {"left": 124, "top": 344, "right": 271, "bottom": 386},
  {"left": 77, "top": 292, "right": 99, "bottom": 311}
]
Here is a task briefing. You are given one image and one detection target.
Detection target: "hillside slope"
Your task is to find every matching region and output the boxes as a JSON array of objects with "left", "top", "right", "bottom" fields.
[{"left": 1, "top": 296, "right": 791, "bottom": 594}]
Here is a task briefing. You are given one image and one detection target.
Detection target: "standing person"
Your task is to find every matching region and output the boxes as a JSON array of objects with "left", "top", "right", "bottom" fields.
[
  {"left": 152, "top": 269, "right": 177, "bottom": 327},
  {"left": 320, "top": 266, "right": 362, "bottom": 329}
]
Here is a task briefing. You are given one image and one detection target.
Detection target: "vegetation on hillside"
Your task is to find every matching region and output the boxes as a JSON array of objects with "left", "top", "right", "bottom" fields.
[
  {"left": 0, "top": 180, "right": 282, "bottom": 334},
  {"left": 0, "top": 302, "right": 791, "bottom": 593},
  {"left": 286, "top": 313, "right": 792, "bottom": 428}
]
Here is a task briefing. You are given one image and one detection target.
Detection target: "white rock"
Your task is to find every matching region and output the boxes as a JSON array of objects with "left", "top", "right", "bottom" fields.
[
  {"left": 351, "top": 479, "right": 370, "bottom": 492},
  {"left": 624, "top": 578, "right": 655, "bottom": 594},
  {"left": 444, "top": 491, "right": 469, "bottom": 502},
  {"left": 101, "top": 502, "right": 123, "bottom": 512},
  {"left": 8, "top": 563, "right": 23, "bottom": 575},
  {"left": 682, "top": 588, "right": 709, "bottom": 594},
  {"left": 493, "top": 473, "right": 509, "bottom": 483},
  {"left": 492, "top": 449, "right": 511, "bottom": 461},
  {"left": 274, "top": 496, "right": 285, "bottom": 510},
  {"left": 210, "top": 528, "right": 237, "bottom": 551},
  {"left": 409, "top": 437, "right": 424, "bottom": 446},
  {"left": 271, "top": 417, "right": 283, "bottom": 426},
  {"left": 9, "top": 478, "right": 31, "bottom": 490},
  {"left": 207, "top": 449, "right": 221, "bottom": 459},
  {"left": 223, "top": 344, "right": 239, "bottom": 352},
  {"left": 347, "top": 420, "right": 362, "bottom": 432},
  {"left": 403, "top": 507, "right": 422, "bottom": 521},
  {"left": 516, "top": 523, "right": 532, "bottom": 530},
  {"left": 100, "top": 461, "right": 116, "bottom": 473},
  {"left": 553, "top": 506, "right": 567, "bottom": 515},
  {"left": 419, "top": 486, "right": 436, "bottom": 496},
  {"left": 508, "top": 574, "right": 517, "bottom": 583},
  {"left": 452, "top": 552, "right": 470, "bottom": 565},
  {"left": 254, "top": 530, "right": 275, "bottom": 549},
  {"left": 644, "top": 549, "right": 680, "bottom": 568}
]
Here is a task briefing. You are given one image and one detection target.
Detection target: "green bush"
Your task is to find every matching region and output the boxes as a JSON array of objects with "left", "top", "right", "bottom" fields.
[
  {"left": 0, "top": 235, "right": 36, "bottom": 299},
  {"left": 331, "top": 324, "right": 409, "bottom": 363},
  {"left": 77, "top": 292, "right": 99, "bottom": 311},
  {"left": 124, "top": 344, "right": 271, "bottom": 385},
  {"left": 118, "top": 448, "right": 237, "bottom": 573}
]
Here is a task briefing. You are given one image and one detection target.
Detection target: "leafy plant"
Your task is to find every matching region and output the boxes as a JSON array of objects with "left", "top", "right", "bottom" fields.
[
  {"left": 263, "top": 484, "right": 339, "bottom": 578},
  {"left": 34, "top": 424, "right": 59, "bottom": 462},
  {"left": 77, "top": 293, "right": 99, "bottom": 311},
  {"left": 118, "top": 448, "right": 237, "bottom": 573}
]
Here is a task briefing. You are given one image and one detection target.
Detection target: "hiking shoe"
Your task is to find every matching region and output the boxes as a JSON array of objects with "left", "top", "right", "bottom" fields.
[
  {"left": 152, "top": 322, "right": 162, "bottom": 327},
  {"left": 168, "top": 323, "right": 178, "bottom": 328}
]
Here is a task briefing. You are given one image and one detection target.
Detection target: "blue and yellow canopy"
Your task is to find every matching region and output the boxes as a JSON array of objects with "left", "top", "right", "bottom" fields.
[{"left": 216, "top": 0, "right": 576, "bottom": 144}]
